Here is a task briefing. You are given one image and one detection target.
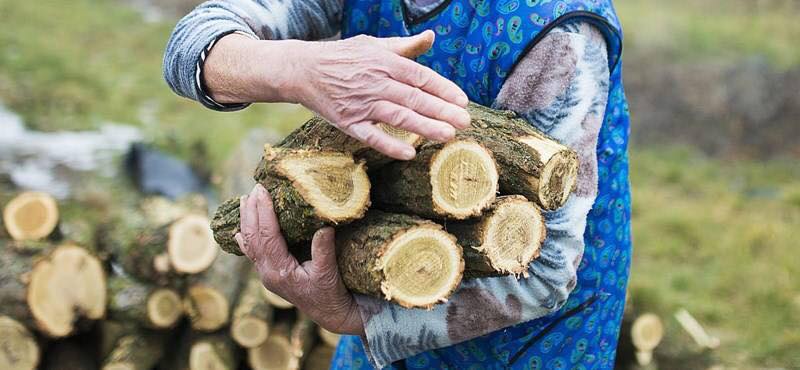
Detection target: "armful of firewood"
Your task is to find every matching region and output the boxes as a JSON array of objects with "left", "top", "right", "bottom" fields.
[{"left": 353, "top": 22, "right": 610, "bottom": 368}]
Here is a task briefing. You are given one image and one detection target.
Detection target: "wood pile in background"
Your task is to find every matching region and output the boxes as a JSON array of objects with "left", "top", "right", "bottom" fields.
[{"left": 0, "top": 191, "right": 340, "bottom": 370}]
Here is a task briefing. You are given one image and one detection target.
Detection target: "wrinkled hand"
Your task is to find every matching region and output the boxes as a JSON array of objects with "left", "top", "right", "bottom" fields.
[
  {"left": 294, "top": 30, "right": 471, "bottom": 160},
  {"left": 234, "top": 184, "right": 364, "bottom": 336}
]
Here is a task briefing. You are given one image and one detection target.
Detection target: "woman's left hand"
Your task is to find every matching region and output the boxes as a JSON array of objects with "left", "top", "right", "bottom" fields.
[{"left": 235, "top": 184, "right": 364, "bottom": 335}]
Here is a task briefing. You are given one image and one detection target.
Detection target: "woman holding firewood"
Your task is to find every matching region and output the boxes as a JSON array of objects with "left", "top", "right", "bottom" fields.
[{"left": 164, "top": 0, "right": 631, "bottom": 368}]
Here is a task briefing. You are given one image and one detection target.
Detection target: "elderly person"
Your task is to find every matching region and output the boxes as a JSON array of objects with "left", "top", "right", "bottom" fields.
[{"left": 164, "top": 0, "right": 631, "bottom": 368}]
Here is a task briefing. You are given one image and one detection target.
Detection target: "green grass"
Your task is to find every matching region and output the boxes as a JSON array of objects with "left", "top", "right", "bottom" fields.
[
  {"left": 0, "top": 0, "right": 311, "bottom": 166},
  {"left": 629, "top": 146, "right": 800, "bottom": 367},
  {"left": 1, "top": 0, "right": 799, "bottom": 367},
  {"left": 616, "top": 0, "right": 800, "bottom": 68}
]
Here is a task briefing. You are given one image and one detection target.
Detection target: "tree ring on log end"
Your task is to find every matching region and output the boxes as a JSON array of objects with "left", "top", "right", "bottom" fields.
[
  {"left": 28, "top": 244, "right": 106, "bottom": 337},
  {"left": 378, "top": 227, "right": 463, "bottom": 309},
  {"left": 276, "top": 151, "right": 370, "bottom": 222},
  {"left": 232, "top": 317, "right": 269, "bottom": 349},
  {"left": 377, "top": 122, "right": 422, "bottom": 146},
  {"left": 519, "top": 136, "right": 578, "bottom": 210},
  {"left": 0, "top": 316, "right": 39, "bottom": 370},
  {"left": 482, "top": 198, "right": 544, "bottom": 274},
  {"left": 429, "top": 141, "right": 498, "bottom": 219},
  {"left": 631, "top": 313, "right": 664, "bottom": 352},
  {"left": 248, "top": 335, "right": 292, "bottom": 370},
  {"left": 185, "top": 286, "right": 229, "bottom": 332},
  {"left": 168, "top": 215, "right": 219, "bottom": 274},
  {"left": 2, "top": 192, "right": 59, "bottom": 241},
  {"left": 262, "top": 287, "right": 293, "bottom": 309},
  {"left": 147, "top": 288, "right": 182, "bottom": 328},
  {"left": 190, "top": 342, "right": 227, "bottom": 370}
]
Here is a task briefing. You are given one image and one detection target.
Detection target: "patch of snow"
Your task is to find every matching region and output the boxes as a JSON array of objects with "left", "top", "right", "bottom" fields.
[{"left": 0, "top": 104, "right": 142, "bottom": 198}]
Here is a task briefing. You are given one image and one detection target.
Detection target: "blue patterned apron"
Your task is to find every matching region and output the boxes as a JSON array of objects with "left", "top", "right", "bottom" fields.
[{"left": 331, "top": 0, "right": 632, "bottom": 368}]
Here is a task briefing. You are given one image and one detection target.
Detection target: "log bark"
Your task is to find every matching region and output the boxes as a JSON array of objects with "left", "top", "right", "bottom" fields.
[
  {"left": 1, "top": 191, "right": 60, "bottom": 241},
  {"left": 0, "top": 315, "right": 40, "bottom": 370},
  {"left": 336, "top": 211, "right": 464, "bottom": 309},
  {"left": 102, "top": 212, "right": 218, "bottom": 285},
  {"left": 106, "top": 275, "right": 183, "bottom": 329},
  {"left": 184, "top": 252, "right": 247, "bottom": 332},
  {"left": 231, "top": 272, "right": 275, "bottom": 348},
  {"left": 166, "top": 329, "right": 240, "bottom": 370},
  {"left": 371, "top": 138, "right": 499, "bottom": 220},
  {"left": 0, "top": 243, "right": 106, "bottom": 338},
  {"left": 466, "top": 103, "right": 579, "bottom": 210},
  {"left": 42, "top": 338, "right": 97, "bottom": 370},
  {"left": 212, "top": 146, "right": 371, "bottom": 253},
  {"left": 278, "top": 117, "right": 422, "bottom": 169},
  {"left": 247, "top": 316, "right": 314, "bottom": 370},
  {"left": 446, "top": 196, "right": 545, "bottom": 277},
  {"left": 100, "top": 326, "right": 167, "bottom": 370}
]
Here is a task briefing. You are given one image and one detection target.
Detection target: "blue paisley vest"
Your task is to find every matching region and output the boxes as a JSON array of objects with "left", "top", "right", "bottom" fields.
[{"left": 333, "top": 0, "right": 632, "bottom": 368}]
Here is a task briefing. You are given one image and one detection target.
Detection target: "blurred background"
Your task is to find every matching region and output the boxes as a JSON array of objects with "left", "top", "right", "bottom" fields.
[{"left": 0, "top": 0, "right": 798, "bottom": 368}]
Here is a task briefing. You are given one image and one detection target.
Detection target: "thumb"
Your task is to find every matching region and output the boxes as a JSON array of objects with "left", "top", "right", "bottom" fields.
[
  {"left": 311, "top": 227, "right": 338, "bottom": 273},
  {"left": 382, "top": 30, "right": 435, "bottom": 58}
]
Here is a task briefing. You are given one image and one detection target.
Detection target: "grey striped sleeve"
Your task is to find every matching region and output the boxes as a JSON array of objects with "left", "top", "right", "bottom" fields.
[{"left": 162, "top": 0, "right": 343, "bottom": 105}]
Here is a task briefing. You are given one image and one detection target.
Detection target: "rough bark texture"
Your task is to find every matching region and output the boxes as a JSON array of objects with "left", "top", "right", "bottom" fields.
[
  {"left": 466, "top": 103, "right": 579, "bottom": 210},
  {"left": 101, "top": 327, "right": 167, "bottom": 370},
  {"left": 42, "top": 338, "right": 98, "bottom": 370},
  {"left": 336, "top": 211, "right": 463, "bottom": 308},
  {"left": 446, "top": 196, "right": 545, "bottom": 278},
  {"left": 231, "top": 273, "right": 275, "bottom": 348},
  {"left": 106, "top": 275, "right": 182, "bottom": 329},
  {"left": 278, "top": 116, "right": 422, "bottom": 169},
  {"left": 184, "top": 252, "right": 247, "bottom": 332},
  {"left": 371, "top": 138, "right": 498, "bottom": 220},
  {"left": 0, "top": 315, "right": 40, "bottom": 370},
  {"left": 212, "top": 146, "right": 370, "bottom": 252}
]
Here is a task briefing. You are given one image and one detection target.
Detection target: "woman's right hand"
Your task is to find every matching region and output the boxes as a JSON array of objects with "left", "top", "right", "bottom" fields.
[
  {"left": 204, "top": 31, "right": 470, "bottom": 160},
  {"left": 290, "top": 31, "right": 470, "bottom": 160}
]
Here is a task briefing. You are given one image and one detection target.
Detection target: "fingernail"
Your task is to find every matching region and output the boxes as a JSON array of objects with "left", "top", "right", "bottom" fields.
[
  {"left": 234, "top": 233, "right": 244, "bottom": 247},
  {"left": 250, "top": 185, "right": 260, "bottom": 197},
  {"left": 400, "top": 146, "right": 416, "bottom": 160},
  {"left": 458, "top": 110, "right": 471, "bottom": 127}
]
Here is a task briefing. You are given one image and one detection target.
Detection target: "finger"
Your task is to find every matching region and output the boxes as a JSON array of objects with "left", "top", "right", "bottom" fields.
[
  {"left": 252, "top": 184, "right": 298, "bottom": 279},
  {"left": 379, "top": 82, "right": 470, "bottom": 129},
  {"left": 368, "top": 100, "right": 455, "bottom": 142},
  {"left": 390, "top": 57, "right": 469, "bottom": 107},
  {"left": 347, "top": 121, "right": 416, "bottom": 160},
  {"left": 310, "top": 227, "right": 337, "bottom": 274},
  {"left": 380, "top": 30, "right": 434, "bottom": 59},
  {"left": 239, "top": 191, "right": 259, "bottom": 258}
]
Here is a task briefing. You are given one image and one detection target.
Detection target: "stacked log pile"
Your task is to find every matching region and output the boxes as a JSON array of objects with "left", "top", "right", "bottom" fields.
[
  {"left": 0, "top": 192, "right": 350, "bottom": 370},
  {"left": 212, "top": 102, "right": 579, "bottom": 309}
]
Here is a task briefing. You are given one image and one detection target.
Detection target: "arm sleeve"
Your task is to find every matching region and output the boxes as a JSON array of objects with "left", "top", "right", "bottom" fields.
[
  {"left": 162, "top": 0, "right": 343, "bottom": 108},
  {"left": 353, "top": 21, "right": 611, "bottom": 368}
]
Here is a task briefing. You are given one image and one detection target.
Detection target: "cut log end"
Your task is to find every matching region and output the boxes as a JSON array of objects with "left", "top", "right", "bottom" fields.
[
  {"left": 317, "top": 327, "right": 341, "bottom": 347},
  {"left": 247, "top": 335, "right": 293, "bottom": 370},
  {"left": 189, "top": 342, "right": 231, "bottom": 370},
  {"left": 231, "top": 317, "right": 270, "bottom": 349},
  {"left": 631, "top": 313, "right": 665, "bottom": 353},
  {"left": 184, "top": 285, "right": 230, "bottom": 332},
  {"left": 0, "top": 316, "right": 40, "bottom": 370},
  {"left": 480, "top": 197, "right": 545, "bottom": 275},
  {"left": 378, "top": 226, "right": 463, "bottom": 309},
  {"left": 147, "top": 288, "right": 183, "bottom": 328},
  {"left": 2, "top": 191, "right": 59, "bottom": 241},
  {"left": 377, "top": 123, "right": 422, "bottom": 147},
  {"left": 519, "top": 136, "right": 579, "bottom": 210},
  {"left": 273, "top": 148, "right": 371, "bottom": 222},
  {"left": 28, "top": 244, "right": 106, "bottom": 337},
  {"left": 168, "top": 214, "right": 219, "bottom": 274},
  {"left": 430, "top": 141, "right": 498, "bottom": 219}
]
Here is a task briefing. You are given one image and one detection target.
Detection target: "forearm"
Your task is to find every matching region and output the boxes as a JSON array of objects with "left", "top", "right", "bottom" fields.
[
  {"left": 162, "top": 0, "right": 342, "bottom": 104},
  {"left": 202, "top": 35, "right": 307, "bottom": 104}
]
